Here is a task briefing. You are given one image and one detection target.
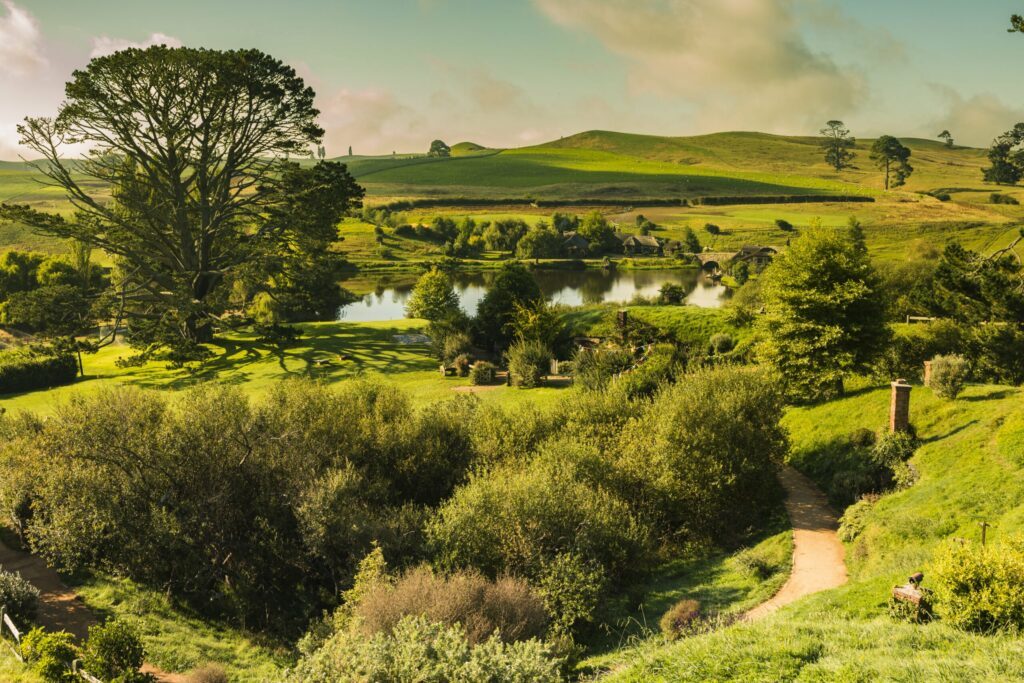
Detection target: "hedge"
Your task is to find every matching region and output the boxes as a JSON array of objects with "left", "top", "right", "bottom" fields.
[{"left": 0, "top": 348, "right": 78, "bottom": 394}]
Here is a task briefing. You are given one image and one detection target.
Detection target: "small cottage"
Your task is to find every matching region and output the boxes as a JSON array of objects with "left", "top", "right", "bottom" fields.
[
  {"left": 562, "top": 232, "right": 590, "bottom": 257},
  {"left": 622, "top": 234, "right": 662, "bottom": 256}
]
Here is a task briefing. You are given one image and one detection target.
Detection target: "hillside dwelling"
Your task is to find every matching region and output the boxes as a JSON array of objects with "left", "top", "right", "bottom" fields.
[
  {"left": 622, "top": 234, "right": 662, "bottom": 256},
  {"left": 562, "top": 231, "right": 590, "bottom": 256},
  {"left": 732, "top": 245, "right": 777, "bottom": 268}
]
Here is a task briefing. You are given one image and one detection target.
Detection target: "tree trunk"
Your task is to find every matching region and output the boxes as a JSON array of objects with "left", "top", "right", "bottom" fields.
[{"left": 76, "top": 349, "right": 84, "bottom": 377}]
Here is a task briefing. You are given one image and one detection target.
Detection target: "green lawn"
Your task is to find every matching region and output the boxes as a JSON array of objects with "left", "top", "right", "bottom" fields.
[
  {"left": 0, "top": 319, "right": 570, "bottom": 415},
  {"left": 603, "top": 382, "right": 1024, "bottom": 681}
]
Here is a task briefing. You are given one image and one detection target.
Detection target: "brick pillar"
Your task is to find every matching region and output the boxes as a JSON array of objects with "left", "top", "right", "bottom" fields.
[
  {"left": 923, "top": 361, "right": 933, "bottom": 387},
  {"left": 890, "top": 379, "right": 912, "bottom": 432}
]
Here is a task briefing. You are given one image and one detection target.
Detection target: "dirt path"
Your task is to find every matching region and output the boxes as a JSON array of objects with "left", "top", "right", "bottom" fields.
[
  {"left": 0, "top": 536, "right": 187, "bottom": 682},
  {"left": 744, "top": 466, "right": 848, "bottom": 621}
]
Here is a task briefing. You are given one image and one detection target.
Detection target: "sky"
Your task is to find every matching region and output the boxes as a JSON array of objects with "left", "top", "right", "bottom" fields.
[{"left": 1, "top": 0, "right": 1023, "bottom": 159}]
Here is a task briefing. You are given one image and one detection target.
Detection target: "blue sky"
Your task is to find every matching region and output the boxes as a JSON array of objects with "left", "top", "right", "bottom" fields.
[{"left": 1, "top": 0, "right": 1023, "bottom": 158}]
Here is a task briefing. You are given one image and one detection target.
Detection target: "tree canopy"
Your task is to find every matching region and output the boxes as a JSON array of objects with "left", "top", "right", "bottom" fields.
[
  {"left": 870, "top": 136, "right": 913, "bottom": 189},
  {"left": 406, "top": 268, "right": 461, "bottom": 322},
  {"left": 757, "top": 219, "right": 889, "bottom": 401},
  {"left": 820, "top": 120, "right": 856, "bottom": 171},
  {"left": 0, "top": 46, "right": 362, "bottom": 349},
  {"left": 428, "top": 139, "right": 452, "bottom": 158},
  {"left": 983, "top": 123, "right": 1024, "bottom": 185}
]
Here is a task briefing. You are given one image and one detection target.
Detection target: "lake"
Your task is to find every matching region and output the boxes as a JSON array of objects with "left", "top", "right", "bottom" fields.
[{"left": 338, "top": 268, "right": 729, "bottom": 322}]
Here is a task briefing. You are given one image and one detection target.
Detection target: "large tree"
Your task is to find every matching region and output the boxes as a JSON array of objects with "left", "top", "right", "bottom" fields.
[
  {"left": 870, "top": 135, "right": 913, "bottom": 189},
  {"left": 938, "top": 130, "right": 954, "bottom": 147},
  {"left": 757, "top": 219, "right": 889, "bottom": 401},
  {"left": 820, "top": 120, "right": 856, "bottom": 171},
  {"left": 0, "top": 46, "right": 362, "bottom": 347},
  {"left": 983, "top": 123, "right": 1024, "bottom": 185}
]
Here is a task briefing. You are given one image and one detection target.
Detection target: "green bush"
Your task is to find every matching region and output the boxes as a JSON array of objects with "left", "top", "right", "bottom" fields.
[
  {"left": 287, "top": 615, "right": 560, "bottom": 682},
  {"left": 869, "top": 431, "right": 917, "bottom": 471},
  {"left": 81, "top": 620, "right": 147, "bottom": 680},
  {"left": 452, "top": 353, "right": 471, "bottom": 377},
  {"left": 733, "top": 547, "right": 780, "bottom": 580},
  {"left": 351, "top": 565, "right": 548, "bottom": 645},
  {"left": 709, "top": 332, "right": 735, "bottom": 354},
  {"left": 186, "top": 664, "right": 229, "bottom": 683},
  {"left": 0, "top": 568, "right": 40, "bottom": 624},
  {"left": 874, "top": 320, "right": 964, "bottom": 381},
  {"left": 837, "top": 495, "right": 879, "bottom": 542},
  {"left": 571, "top": 346, "right": 633, "bottom": 391},
  {"left": 536, "top": 552, "right": 607, "bottom": 639},
  {"left": 930, "top": 354, "right": 969, "bottom": 399},
  {"left": 659, "top": 599, "right": 702, "bottom": 640},
  {"left": 21, "top": 628, "right": 78, "bottom": 683},
  {"left": 990, "top": 192, "right": 1020, "bottom": 205},
  {"left": 469, "top": 360, "right": 497, "bottom": 386},
  {"left": 506, "top": 339, "right": 550, "bottom": 388},
  {"left": 931, "top": 538, "right": 1024, "bottom": 632},
  {"left": 0, "top": 347, "right": 77, "bottom": 394},
  {"left": 658, "top": 283, "right": 686, "bottom": 305}
]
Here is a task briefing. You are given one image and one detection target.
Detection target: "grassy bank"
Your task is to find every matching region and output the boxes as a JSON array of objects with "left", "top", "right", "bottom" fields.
[{"left": 603, "top": 382, "right": 1024, "bottom": 680}]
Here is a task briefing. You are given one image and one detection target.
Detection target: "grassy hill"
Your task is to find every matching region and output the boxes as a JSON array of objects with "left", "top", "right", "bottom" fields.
[{"left": 600, "top": 382, "right": 1024, "bottom": 681}]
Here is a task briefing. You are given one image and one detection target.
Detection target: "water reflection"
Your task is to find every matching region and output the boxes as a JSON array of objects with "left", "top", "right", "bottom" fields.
[{"left": 338, "top": 268, "right": 729, "bottom": 322}]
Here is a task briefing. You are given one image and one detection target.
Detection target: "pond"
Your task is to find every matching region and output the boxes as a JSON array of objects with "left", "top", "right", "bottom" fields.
[{"left": 338, "top": 268, "right": 729, "bottom": 322}]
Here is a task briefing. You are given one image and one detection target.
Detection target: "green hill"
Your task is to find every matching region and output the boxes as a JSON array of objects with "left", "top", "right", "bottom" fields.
[{"left": 600, "top": 382, "right": 1024, "bottom": 681}]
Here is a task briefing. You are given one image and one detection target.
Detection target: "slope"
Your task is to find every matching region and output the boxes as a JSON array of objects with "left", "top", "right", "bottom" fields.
[{"left": 601, "top": 382, "right": 1024, "bottom": 681}]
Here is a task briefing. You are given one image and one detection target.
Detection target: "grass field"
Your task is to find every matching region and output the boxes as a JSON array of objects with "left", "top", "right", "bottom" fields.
[
  {"left": 0, "top": 318, "right": 571, "bottom": 415},
  {"left": 604, "top": 381, "right": 1024, "bottom": 681}
]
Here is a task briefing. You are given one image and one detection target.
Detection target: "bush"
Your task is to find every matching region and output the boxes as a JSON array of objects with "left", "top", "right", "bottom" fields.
[
  {"left": 931, "top": 538, "right": 1024, "bottom": 632},
  {"left": 709, "top": 333, "right": 735, "bottom": 354},
  {"left": 704, "top": 223, "right": 721, "bottom": 235},
  {"left": 536, "top": 552, "right": 606, "bottom": 639},
  {"left": 659, "top": 283, "right": 686, "bottom": 305},
  {"left": 930, "top": 354, "right": 969, "bottom": 399},
  {"left": 21, "top": 628, "right": 78, "bottom": 683},
  {"left": 0, "top": 348, "right": 77, "bottom": 394},
  {"left": 81, "top": 620, "right": 147, "bottom": 681},
  {"left": 469, "top": 360, "right": 497, "bottom": 386},
  {"left": 0, "top": 568, "right": 40, "bottom": 624},
  {"left": 869, "top": 431, "right": 917, "bottom": 471},
  {"left": 659, "top": 599, "right": 702, "bottom": 640},
  {"left": 187, "top": 664, "right": 229, "bottom": 683},
  {"left": 351, "top": 566, "right": 548, "bottom": 645},
  {"left": 733, "top": 547, "right": 779, "bottom": 580},
  {"left": 288, "top": 616, "right": 560, "bottom": 682},
  {"left": 837, "top": 494, "right": 879, "bottom": 542},
  {"left": 775, "top": 219, "right": 794, "bottom": 231},
  {"left": 452, "top": 353, "right": 471, "bottom": 377},
  {"left": 571, "top": 346, "right": 633, "bottom": 391},
  {"left": 506, "top": 339, "right": 550, "bottom": 388},
  {"left": 990, "top": 192, "right": 1020, "bottom": 205}
]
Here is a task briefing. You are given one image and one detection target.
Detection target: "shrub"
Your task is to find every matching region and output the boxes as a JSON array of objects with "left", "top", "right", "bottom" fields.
[
  {"left": 931, "top": 538, "right": 1024, "bottom": 632},
  {"left": 930, "top": 354, "right": 969, "bottom": 399},
  {"left": 572, "top": 346, "right": 633, "bottom": 391},
  {"left": 869, "top": 431, "right": 917, "bottom": 471},
  {"left": 733, "top": 547, "right": 779, "bottom": 579},
  {"left": 709, "top": 333, "right": 735, "bottom": 354},
  {"left": 352, "top": 566, "right": 548, "bottom": 645},
  {"left": 658, "top": 283, "right": 686, "bottom": 305},
  {"left": 506, "top": 339, "right": 550, "bottom": 388},
  {"left": 469, "top": 360, "right": 497, "bottom": 386},
  {"left": 536, "top": 552, "right": 607, "bottom": 639},
  {"left": 81, "top": 620, "right": 147, "bottom": 681},
  {"left": 775, "top": 219, "right": 794, "bottom": 231},
  {"left": 187, "top": 664, "right": 229, "bottom": 683},
  {"left": 452, "top": 353, "right": 471, "bottom": 377},
  {"left": 0, "top": 568, "right": 40, "bottom": 624},
  {"left": 659, "top": 599, "right": 702, "bottom": 640},
  {"left": 849, "top": 427, "right": 877, "bottom": 449},
  {"left": 704, "top": 223, "right": 721, "bottom": 235},
  {"left": 990, "top": 192, "right": 1020, "bottom": 205},
  {"left": 288, "top": 616, "right": 560, "bottom": 682},
  {"left": 837, "top": 494, "right": 879, "bottom": 542},
  {"left": 21, "top": 628, "right": 78, "bottom": 683},
  {"left": 0, "top": 347, "right": 77, "bottom": 394}
]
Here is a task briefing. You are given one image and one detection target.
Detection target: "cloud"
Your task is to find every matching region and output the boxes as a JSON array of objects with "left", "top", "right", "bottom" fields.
[
  {"left": 0, "top": 1, "right": 46, "bottom": 78},
  {"left": 533, "top": 0, "right": 867, "bottom": 132},
  {"left": 318, "top": 87, "right": 423, "bottom": 155},
  {"left": 927, "top": 85, "right": 1024, "bottom": 148},
  {"left": 90, "top": 32, "right": 183, "bottom": 58}
]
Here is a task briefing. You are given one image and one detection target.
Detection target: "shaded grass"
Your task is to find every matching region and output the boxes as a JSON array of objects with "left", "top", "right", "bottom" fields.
[{"left": 74, "top": 575, "right": 288, "bottom": 681}]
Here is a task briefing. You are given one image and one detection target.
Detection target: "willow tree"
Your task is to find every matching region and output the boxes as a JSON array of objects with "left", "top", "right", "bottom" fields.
[{"left": 2, "top": 46, "right": 338, "bottom": 345}]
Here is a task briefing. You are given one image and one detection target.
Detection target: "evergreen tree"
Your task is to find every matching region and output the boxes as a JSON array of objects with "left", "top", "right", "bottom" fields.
[
  {"left": 682, "top": 227, "right": 701, "bottom": 253},
  {"left": 757, "top": 218, "right": 889, "bottom": 401},
  {"left": 820, "top": 120, "right": 856, "bottom": 171},
  {"left": 870, "top": 136, "right": 913, "bottom": 189},
  {"left": 982, "top": 123, "right": 1024, "bottom": 185}
]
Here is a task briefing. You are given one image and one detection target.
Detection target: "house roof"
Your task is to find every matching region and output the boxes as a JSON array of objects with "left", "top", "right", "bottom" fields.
[{"left": 626, "top": 234, "right": 660, "bottom": 248}]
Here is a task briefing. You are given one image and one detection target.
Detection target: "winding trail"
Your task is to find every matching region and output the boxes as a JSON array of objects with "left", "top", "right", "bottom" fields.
[
  {"left": 744, "top": 466, "right": 848, "bottom": 621},
  {"left": 0, "top": 535, "right": 186, "bottom": 682}
]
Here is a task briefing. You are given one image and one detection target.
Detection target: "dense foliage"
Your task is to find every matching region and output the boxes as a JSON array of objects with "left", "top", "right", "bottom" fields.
[
  {"left": 0, "top": 568, "right": 40, "bottom": 625},
  {"left": 0, "top": 347, "right": 78, "bottom": 393}
]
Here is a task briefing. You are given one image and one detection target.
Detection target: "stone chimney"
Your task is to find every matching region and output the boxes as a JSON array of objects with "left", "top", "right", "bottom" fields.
[{"left": 890, "top": 379, "right": 912, "bottom": 432}]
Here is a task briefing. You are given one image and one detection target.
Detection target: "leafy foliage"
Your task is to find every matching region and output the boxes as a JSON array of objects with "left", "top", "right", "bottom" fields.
[
  {"left": 870, "top": 135, "right": 913, "bottom": 189},
  {"left": 81, "top": 620, "right": 147, "bottom": 681},
  {"left": 931, "top": 538, "right": 1024, "bottom": 633},
  {"left": 405, "top": 268, "right": 460, "bottom": 321},
  {"left": 0, "top": 568, "right": 40, "bottom": 625},
  {"left": 758, "top": 219, "right": 889, "bottom": 402},
  {"left": 0, "top": 347, "right": 78, "bottom": 393},
  {"left": 930, "top": 354, "right": 969, "bottom": 399},
  {"left": 820, "top": 120, "right": 856, "bottom": 171}
]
